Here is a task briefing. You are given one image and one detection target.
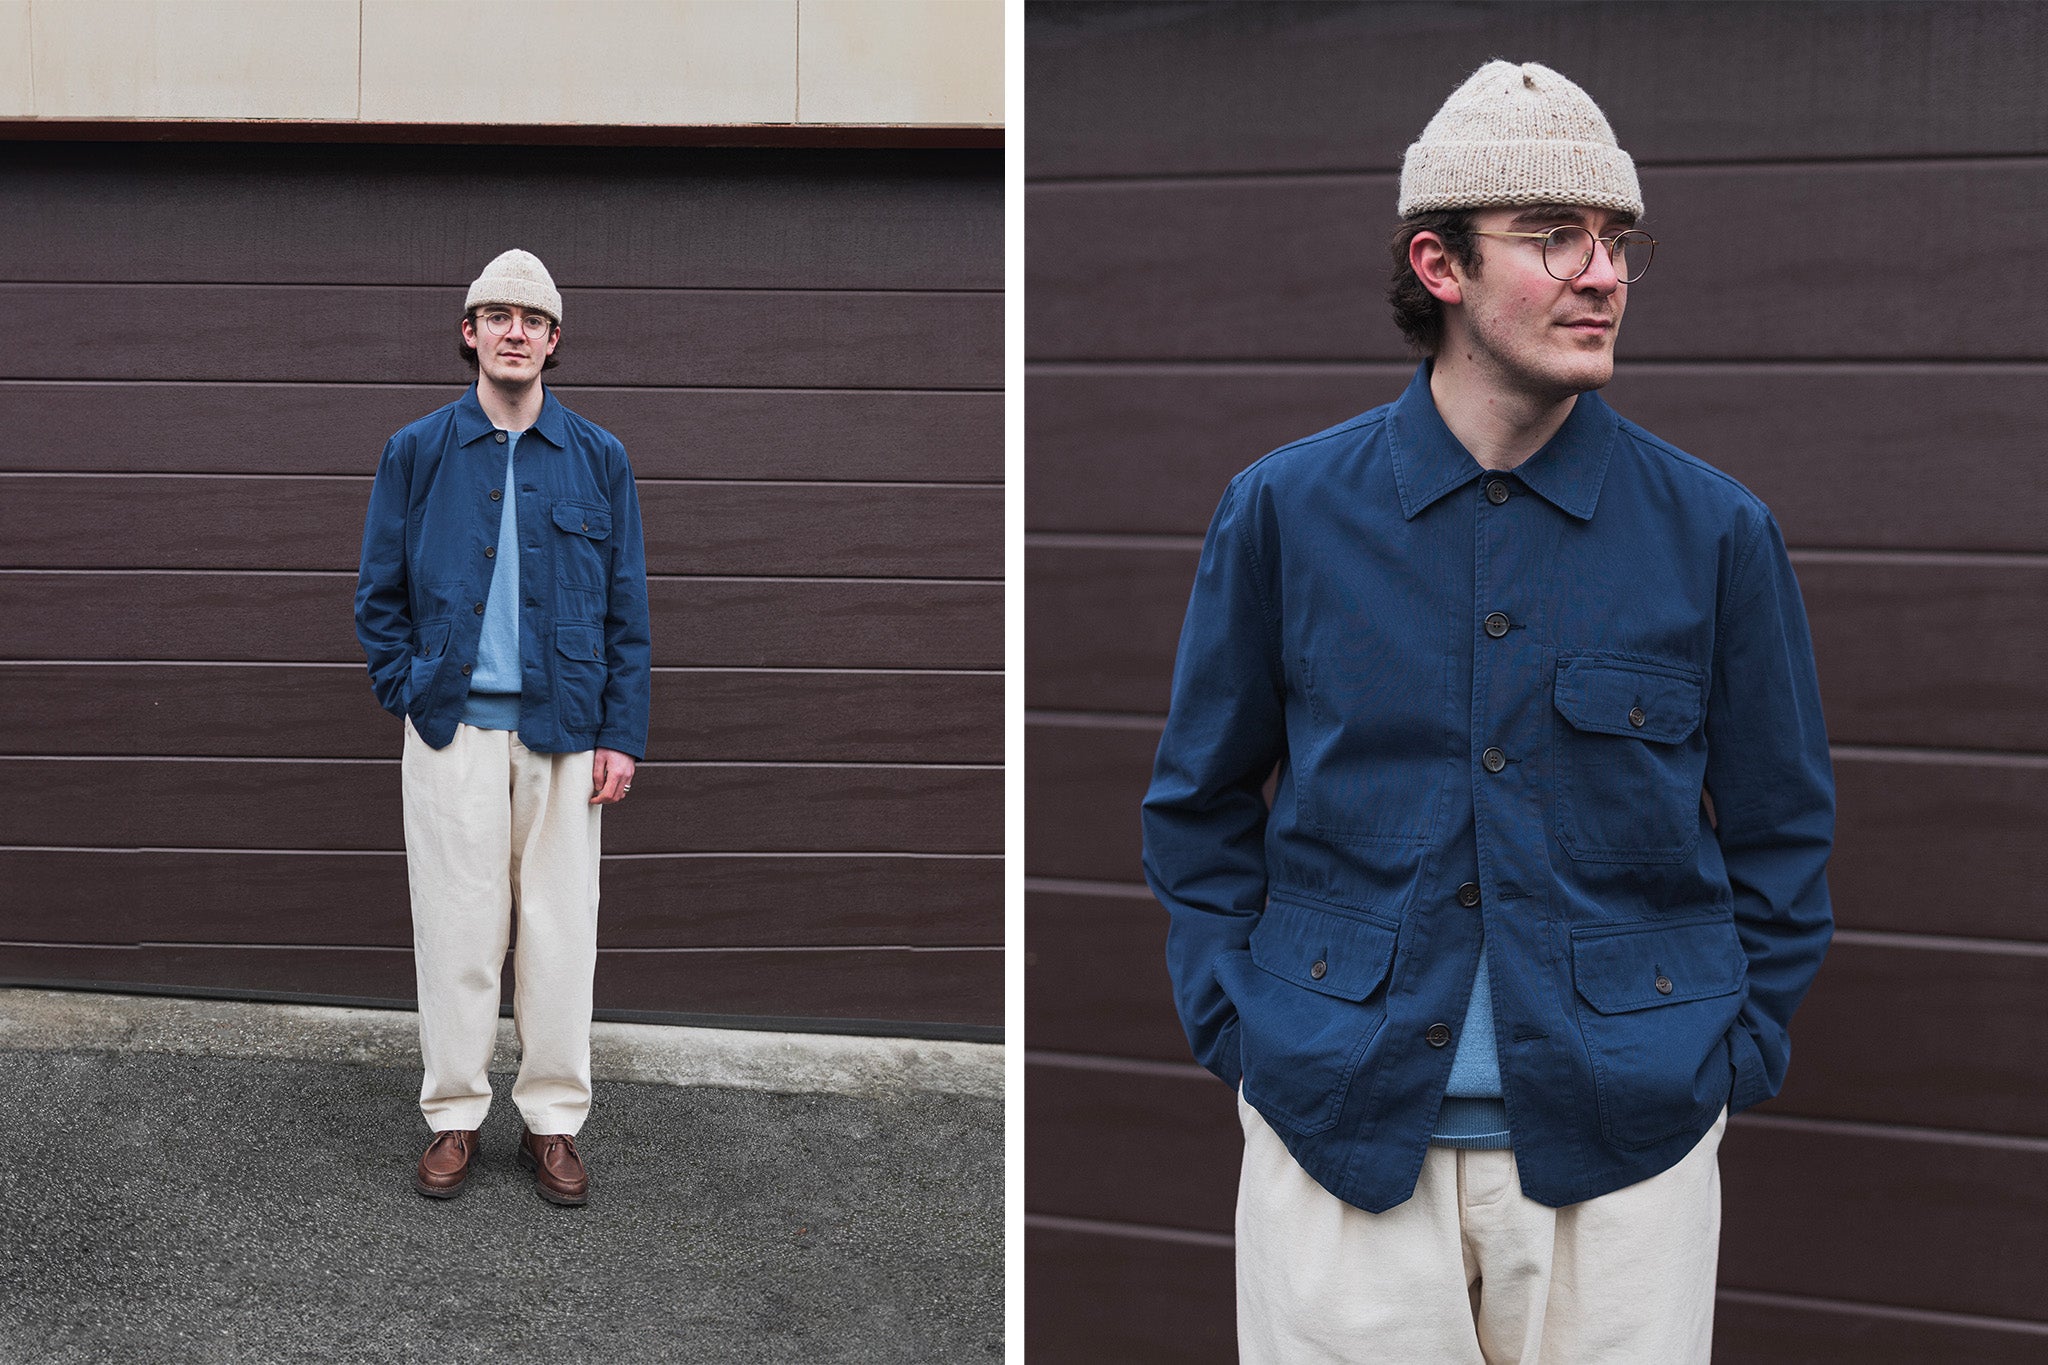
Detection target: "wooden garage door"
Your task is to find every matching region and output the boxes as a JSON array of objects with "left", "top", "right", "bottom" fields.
[
  {"left": 1028, "top": 2, "right": 2048, "bottom": 1357},
  {"left": 0, "top": 140, "right": 1002, "bottom": 1038}
]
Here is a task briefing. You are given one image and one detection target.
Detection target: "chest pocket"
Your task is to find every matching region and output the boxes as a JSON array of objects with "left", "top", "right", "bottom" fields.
[
  {"left": 553, "top": 499, "right": 612, "bottom": 588},
  {"left": 1552, "top": 654, "right": 1708, "bottom": 863}
]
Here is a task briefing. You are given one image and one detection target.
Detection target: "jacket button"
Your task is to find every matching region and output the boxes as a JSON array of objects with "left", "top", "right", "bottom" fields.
[
  {"left": 1485, "top": 479, "right": 1510, "bottom": 505},
  {"left": 1426, "top": 1023, "right": 1452, "bottom": 1048},
  {"left": 461, "top": 664, "right": 473, "bottom": 676},
  {"left": 484, "top": 546, "right": 496, "bottom": 559},
  {"left": 592, "top": 645, "right": 601, "bottom": 658},
  {"left": 1309, "top": 959, "right": 1327, "bottom": 981},
  {"left": 490, "top": 489, "right": 503, "bottom": 502},
  {"left": 1457, "top": 882, "right": 1481, "bottom": 908},
  {"left": 1484, "top": 612, "right": 1510, "bottom": 638},
  {"left": 1481, "top": 747, "right": 1506, "bottom": 774},
  {"left": 473, "top": 602, "right": 485, "bottom": 614},
  {"left": 496, "top": 432, "right": 507, "bottom": 444},
  {"left": 1655, "top": 975, "right": 1674, "bottom": 995},
  {"left": 1629, "top": 706, "right": 1647, "bottom": 727}
]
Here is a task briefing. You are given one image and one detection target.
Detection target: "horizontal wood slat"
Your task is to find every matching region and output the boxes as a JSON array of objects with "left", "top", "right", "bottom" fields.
[
  {"left": 1026, "top": 718, "right": 2048, "bottom": 944},
  {"left": 0, "top": 664, "right": 1000, "bottom": 764},
  {"left": 1027, "top": 2, "right": 2048, "bottom": 177},
  {"left": 1026, "top": 1219, "right": 1236, "bottom": 1365},
  {"left": 0, "top": 758, "right": 1001, "bottom": 855},
  {"left": 1026, "top": 886, "right": 1186, "bottom": 1063},
  {"left": 1714, "top": 1294, "right": 2048, "bottom": 1363},
  {"left": 1028, "top": 164, "right": 2048, "bottom": 363},
  {"left": 5, "top": 285, "right": 1002, "bottom": 389},
  {"left": 0, "top": 382, "right": 1004, "bottom": 483},
  {"left": 0, "top": 850, "right": 1000, "bottom": 948},
  {"left": 1025, "top": 543, "right": 2048, "bottom": 752},
  {"left": 0, "top": 942, "right": 1002, "bottom": 1028},
  {"left": 0, "top": 573, "right": 1002, "bottom": 670},
  {"left": 1027, "top": 366, "right": 2048, "bottom": 554},
  {"left": 0, "top": 476, "right": 1003, "bottom": 579},
  {"left": 1028, "top": 1060, "right": 2048, "bottom": 1322},
  {"left": 1, "top": 144, "right": 1001, "bottom": 291}
]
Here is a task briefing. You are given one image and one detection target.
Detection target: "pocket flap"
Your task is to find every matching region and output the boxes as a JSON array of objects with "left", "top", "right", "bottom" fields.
[
  {"left": 1251, "top": 894, "right": 1399, "bottom": 1002},
  {"left": 1555, "top": 656, "right": 1702, "bottom": 744},
  {"left": 412, "top": 620, "right": 451, "bottom": 659},
  {"left": 1572, "top": 915, "right": 1745, "bottom": 1015},
  {"left": 553, "top": 500, "right": 611, "bottom": 540},
  {"left": 555, "top": 622, "right": 605, "bottom": 662}
]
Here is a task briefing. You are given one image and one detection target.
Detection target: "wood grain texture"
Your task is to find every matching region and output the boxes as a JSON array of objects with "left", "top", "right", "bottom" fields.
[
  {"left": 0, "top": 382, "right": 1003, "bottom": 483},
  {"left": 0, "top": 573, "right": 1002, "bottom": 669},
  {"left": 1714, "top": 1294, "right": 2048, "bottom": 1362},
  {"left": 1026, "top": 885, "right": 1187, "bottom": 1062},
  {"left": 0, "top": 758, "right": 1001, "bottom": 855},
  {"left": 1026, "top": 1219, "right": 1236, "bottom": 1365},
  {"left": 1027, "top": 1055, "right": 1238, "bottom": 1234},
  {"left": 1028, "top": 1, "right": 2048, "bottom": 177},
  {"left": 1025, "top": 718, "right": 1156, "bottom": 883},
  {"left": 0, "top": 941, "right": 1003, "bottom": 1027},
  {"left": 0, "top": 849, "right": 1000, "bottom": 948},
  {"left": 1028, "top": 164, "right": 2048, "bottom": 363},
  {"left": 0, "top": 143, "right": 1001, "bottom": 290},
  {"left": 1027, "top": 365, "right": 2048, "bottom": 554},
  {"left": 5, "top": 284, "right": 1002, "bottom": 389},
  {"left": 0, "top": 476, "right": 1003, "bottom": 579}
]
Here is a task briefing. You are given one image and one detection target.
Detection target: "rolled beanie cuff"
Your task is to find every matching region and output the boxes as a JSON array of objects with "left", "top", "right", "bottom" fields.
[
  {"left": 465, "top": 278, "right": 560, "bottom": 322},
  {"left": 1397, "top": 141, "right": 1642, "bottom": 217}
]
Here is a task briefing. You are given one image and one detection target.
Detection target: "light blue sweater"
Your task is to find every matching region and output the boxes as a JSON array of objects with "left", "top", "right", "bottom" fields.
[{"left": 461, "top": 429, "right": 523, "bottom": 730}]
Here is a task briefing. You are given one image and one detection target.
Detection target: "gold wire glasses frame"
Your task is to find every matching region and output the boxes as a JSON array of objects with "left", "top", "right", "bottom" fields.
[
  {"left": 475, "top": 309, "right": 556, "bottom": 338},
  {"left": 1471, "top": 226, "right": 1658, "bottom": 284}
]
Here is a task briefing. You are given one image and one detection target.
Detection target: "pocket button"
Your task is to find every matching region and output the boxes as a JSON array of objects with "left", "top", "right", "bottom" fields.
[
  {"left": 1309, "top": 959, "right": 1327, "bottom": 981},
  {"left": 1655, "top": 974, "right": 1674, "bottom": 995},
  {"left": 1629, "top": 706, "right": 1647, "bottom": 728}
]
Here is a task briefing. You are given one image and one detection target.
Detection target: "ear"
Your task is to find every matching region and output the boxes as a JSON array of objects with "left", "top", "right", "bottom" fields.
[
  {"left": 1410, "top": 232, "right": 1466, "bottom": 307},
  {"left": 543, "top": 323, "right": 561, "bottom": 357},
  {"left": 460, "top": 316, "right": 479, "bottom": 352}
]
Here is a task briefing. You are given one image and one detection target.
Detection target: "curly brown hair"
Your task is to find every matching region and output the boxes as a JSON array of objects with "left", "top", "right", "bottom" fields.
[
  {"left": 1387, "top": 210, "right": 1481, "bottom": 355},
  {"left": 458, "top": 308, "right": 561, "bottom": 372}
]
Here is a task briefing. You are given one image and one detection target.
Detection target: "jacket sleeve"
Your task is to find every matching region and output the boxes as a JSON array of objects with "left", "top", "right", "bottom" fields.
[
  {"left": 1705, "top": 510, "right": 1836, "bottom": 1114},
  {"left": 1141, "top": 475, "right": 1287, "bottom": 1089},
  {"left": 595, "top": 441, "right": 653, "bottom": 760},
  {"left": 353, "top": 436, "right": 413, "bottom": 718}
]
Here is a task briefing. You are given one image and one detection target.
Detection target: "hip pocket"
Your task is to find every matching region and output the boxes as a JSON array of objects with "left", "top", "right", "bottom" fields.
[{"left": 554, "top": 622, "right": 606, "bottom": 730}]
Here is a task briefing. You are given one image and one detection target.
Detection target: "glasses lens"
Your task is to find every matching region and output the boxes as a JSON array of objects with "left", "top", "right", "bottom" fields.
[
  {"left": 1613, "top": 231, "right": 1654, "bottom": 284},
  {"left": 480, "top": 312, "right": 511, "bottom": 336},
  {"left": 1542, "top": 226, "right": 1595, "bottom": 281},
  {"left": 522, "top": 315, "right": 553, "bottom": 337}
]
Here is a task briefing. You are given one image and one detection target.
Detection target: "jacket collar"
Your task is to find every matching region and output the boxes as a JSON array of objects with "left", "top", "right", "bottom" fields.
[
  {"left": 1388, "top": 362, "right": 1616, "bottom": 522},
  {"left": 454, "top": 383, "right": 569, "bottom": 449}
]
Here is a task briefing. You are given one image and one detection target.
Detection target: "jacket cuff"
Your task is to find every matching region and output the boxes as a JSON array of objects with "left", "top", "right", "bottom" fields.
[
  {"left": 1727, "top": 1022, "right": 1772, "bottom": 1114},
  {"left": 594, "top": 730, "right": 645, "bottom": 761}
]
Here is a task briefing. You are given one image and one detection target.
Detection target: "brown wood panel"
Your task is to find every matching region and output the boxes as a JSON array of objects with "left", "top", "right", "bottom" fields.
[
  {"left": 0, "top": 573, "right": 1002, "bottom": 669},
  {"left": 5, "top": 285, "right": 1002, "bottom": 389},
  {"left": 0, "top": 942, "right": 1002, "bottom": 1027},
  {"left": 0, "top": 664, "right": 1000, "bottom": 764},
  {"left": 0, "top": 382, "right": 1003, "bottom": 483},
  {"left": 1027, "top": 715, "right": 2048, "bottom": 943},
  {"left": 0, "top": 476, "right": 1003, "bottom": 579},
  {"left": 1028, "top": 163, "right": 2048, "bottom": 363},
  {"left": 0, "top": 758, "right": 1000, "bottom": 855},
  {"left": 1715, "top": 1293, "right": 2048, "bottom": 1363},
  {"left": 1026, "top": 1219, "right": 1236, "bottom": 1365},
  {"left": 1026, "top": 886, "right": 1187, "bottom": 1063},
  {"left": 0, "top": 850, "right": 1000, "bottom": 948},
  {"left": 1028, "top": 1, "right": 2048, "bottom": 177},
  {"left": 1028, "top": 1055, "right": 1238, "bottom": 1233},
  {"left": 1, "top": 144, "right": 1001, "bottom": 290},
  {"left": 1027, "top": 365, "right": 2048, "bottom": 554},
  {"left": 1026, "top": 543, "right": 2048, "bottom": 752}
]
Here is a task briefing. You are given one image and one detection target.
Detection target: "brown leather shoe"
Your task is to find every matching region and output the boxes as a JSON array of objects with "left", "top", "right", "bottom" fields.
[
  {"left": 414, "top": 1129, "right": 479, "bottom": 1199},
  {"left": 517, "top": 1129, "right": 589, "bottom": 1206}
]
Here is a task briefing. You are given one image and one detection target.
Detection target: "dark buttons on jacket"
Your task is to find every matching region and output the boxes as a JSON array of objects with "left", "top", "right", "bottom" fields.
[
  {"left": 484, "top": 546, "right": 496, "bottom": 559},
  {"left": 1310, "top": 959, "right": 1327, "bottom": 981},
  {"left": 1655, "top": 974, "right": 1674, "bottom": 995},
  {"left": 473, "top": 602, "right": 485, "bottom": 615},
  {"left": 490, "top": 489, "right": 502, "bottom": 502},
  {"left": 1485, "top": 479, "right": 1510, "bottom": 505},
  {"left": 1426, "top": 1023, "right": 1452, "bottom": 1048},
  {"left": 1629, "top": 706, "right": 1647, "bottom": 728},
  {"left": 495, "top": 432, "right": 507, "bottom": 444},
  {"left": 1484, "top": 612, "right": 1510, "bottom": 639},
  {"left": 460, "top": 664, "right": 473, "bottom": 676},
  {"left": 1457, "top": 882, "right": 1481, "bottom": 908},
  {"left": 592, "top": 645, "right": 602, "bottom": 658},
  {"left": 1482, "top": 747, "right": 1506, "bottom": 774}
]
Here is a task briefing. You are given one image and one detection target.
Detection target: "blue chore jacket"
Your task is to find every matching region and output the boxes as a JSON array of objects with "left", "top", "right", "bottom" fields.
[
  {"left": 1142, "top": 364, "right": 1835, "bottom": 1211},
  {"left": 354, "top": 384, "right": 652, "bottom": 760}
]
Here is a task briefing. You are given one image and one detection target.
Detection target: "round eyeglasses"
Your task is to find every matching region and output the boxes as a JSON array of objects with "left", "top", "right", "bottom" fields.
[
  {"left": 1471, "top": 225, "right": 1657, "bottom": 284},
  {"left": 475, "top": 309, "right": 555, "bottom": 339}
]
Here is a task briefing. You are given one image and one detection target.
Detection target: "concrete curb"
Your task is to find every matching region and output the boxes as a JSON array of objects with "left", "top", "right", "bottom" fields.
[{"left": 0, "top": 988, "right": 1003, "bottom": 1100}]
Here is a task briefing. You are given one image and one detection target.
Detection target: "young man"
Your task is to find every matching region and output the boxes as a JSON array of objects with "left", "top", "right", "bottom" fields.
[
  {"left": 1142, "top": 63, "right": 1833, "bottom": 1361},
  {"left": 354, "top": 248, "right": 651, "bottom": 1207}
]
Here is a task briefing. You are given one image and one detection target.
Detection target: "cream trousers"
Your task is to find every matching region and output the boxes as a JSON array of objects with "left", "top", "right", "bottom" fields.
[
  {"left": 401, "top": 719, "right": 601, "bottom": 1136},
  {"left": 1236, "top": 1090, "right": 1725, "bottom": 1365}
]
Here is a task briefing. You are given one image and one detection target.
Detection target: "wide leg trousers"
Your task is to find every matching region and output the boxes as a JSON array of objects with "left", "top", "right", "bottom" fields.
[
  {"left": 401, "top": 718, "right": 601, "bottom": 1136},
  {"left": 1236, "top": 1089, "right": 1725, "bottom": 1364}
]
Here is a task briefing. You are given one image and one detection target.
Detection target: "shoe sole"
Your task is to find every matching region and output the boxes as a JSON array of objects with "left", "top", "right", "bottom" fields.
[
  {"left": 516, "top": 1144, "right": 589, "bottom": 1206},
  {"left": 413, "top": 1176, "right": 466, "bottom": 1199}
]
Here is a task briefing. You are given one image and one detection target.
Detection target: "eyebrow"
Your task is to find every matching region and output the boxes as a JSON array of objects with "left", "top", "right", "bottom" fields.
[{"left": 1506, "top": 206, "right": 1639, "bottom": 231}]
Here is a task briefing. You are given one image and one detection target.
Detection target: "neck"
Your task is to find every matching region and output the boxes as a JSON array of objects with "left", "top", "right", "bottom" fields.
[
  {"left": 475, "top": 374, "right": 544, "bottom": 432},
  {"left": 1427, "top": 345, "right": 1577, "bottom": 472}
]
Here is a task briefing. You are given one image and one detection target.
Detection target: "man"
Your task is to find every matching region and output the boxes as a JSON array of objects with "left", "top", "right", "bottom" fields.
[
  {"left": 1142, "top": 62, "right": 1833, "bottom": 1362},
  {"left": 355, "top": 248, "right": 651, "bottom": 1207}
]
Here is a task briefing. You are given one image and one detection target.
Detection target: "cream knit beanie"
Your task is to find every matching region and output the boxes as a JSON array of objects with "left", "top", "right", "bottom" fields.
[
  {"left": 1398, "top": 60, "right": 1641, "bottom": 218},
  {"left": 465, "top": 248, "right": 562, "bottom": 322}
]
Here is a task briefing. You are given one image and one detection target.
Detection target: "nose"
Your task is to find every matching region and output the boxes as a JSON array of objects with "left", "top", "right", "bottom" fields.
[{"left": 1574, "top": 239, "right": 1622, "bottom": 295}]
